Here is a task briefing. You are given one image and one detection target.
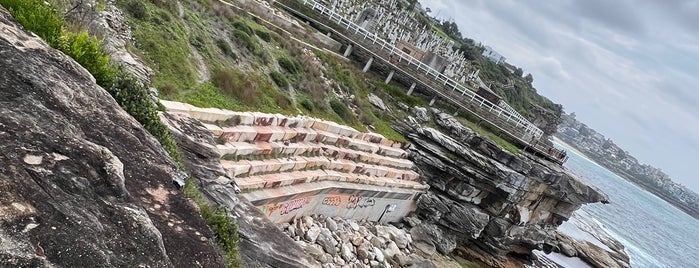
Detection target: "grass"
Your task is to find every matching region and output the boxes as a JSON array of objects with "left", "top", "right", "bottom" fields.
[{"left": 457, "top": 117, "right": 521, "bottom": 155}]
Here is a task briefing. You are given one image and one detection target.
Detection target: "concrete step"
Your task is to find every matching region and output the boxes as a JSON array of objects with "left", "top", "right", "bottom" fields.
[
  {"left": 221, "top": 156, "right": 419, "bottom": 181},
  {"left": 161, "top": 100, "right": 405, "bottom": 147},
  {"left": 234, "top": 169, "right": 428, "bottom": 191}
]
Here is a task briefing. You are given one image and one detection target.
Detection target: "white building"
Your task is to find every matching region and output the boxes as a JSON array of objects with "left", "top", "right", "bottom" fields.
[{"left": 482, "top": 46, "right": 506, "bottom": 64}]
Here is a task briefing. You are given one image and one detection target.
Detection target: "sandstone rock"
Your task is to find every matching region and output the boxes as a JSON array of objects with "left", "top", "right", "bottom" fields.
[
  {"left": 391, "top": 112, "right": 609, "bottom": 258},
  {"left": 0, "top": 9, "right": 223, "bottom": 267},
  {"left": 412, "top": 241, "right": 437, "bottom": 258},
  {"left": 370, "top": 236, "right": 384, "bottom": 248},
  {"left": 356, "top": 246, "right": 371, "bottom": 261}
]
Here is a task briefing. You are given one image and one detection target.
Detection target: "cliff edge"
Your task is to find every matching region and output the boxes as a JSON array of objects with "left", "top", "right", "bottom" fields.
[{"left": 395, "top": 108, "right": 609, "bottom": 266}]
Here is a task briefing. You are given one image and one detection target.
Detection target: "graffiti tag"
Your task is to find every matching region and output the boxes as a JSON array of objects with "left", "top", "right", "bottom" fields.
[{"left": 322, "top": 196, "right": 342, "bottom": 207}]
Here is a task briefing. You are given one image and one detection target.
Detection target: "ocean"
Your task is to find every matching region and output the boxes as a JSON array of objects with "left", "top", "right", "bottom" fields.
[{"left": 558, "top": 143, "right": 699, "bottom": 267}]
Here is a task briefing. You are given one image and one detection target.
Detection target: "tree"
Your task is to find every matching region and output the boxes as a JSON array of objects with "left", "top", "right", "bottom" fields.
[
  {"left": 439, "top": 19, "right": 462, "bottom": 40},
  {"left": 524, "top": 73, "right": 533, "bottom": 84}
]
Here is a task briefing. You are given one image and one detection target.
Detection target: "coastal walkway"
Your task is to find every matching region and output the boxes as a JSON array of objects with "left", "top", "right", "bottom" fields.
[
  {"left": 162, "top": 100, "right": 428, "bottom": 223},
  {"left": 276, "top": 0, "right": 568, "bottom": 164}
]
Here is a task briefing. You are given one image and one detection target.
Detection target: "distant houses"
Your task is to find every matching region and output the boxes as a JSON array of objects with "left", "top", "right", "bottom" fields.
[{"left": 482, "top": 46, "right": 507, "bottom": 64}]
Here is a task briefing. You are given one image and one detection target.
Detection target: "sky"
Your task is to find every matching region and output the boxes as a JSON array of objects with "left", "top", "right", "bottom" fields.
[{"left": 420, "top": 0, "right": 699, "bottom": 192}]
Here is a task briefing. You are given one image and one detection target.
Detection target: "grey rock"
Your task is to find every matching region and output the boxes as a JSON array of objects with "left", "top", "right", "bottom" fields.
[
  {"left": 370, "top": 236, "right": 384, "bottom": 248},
  {"left": 412, "top": 106, "right": 430, "bottom": 122},
  {"left": 317, "top": 231, "right": 337, "bottom": 255},
  {"left": 356, "top": 246, "right": 371, "bottom": 262},
  {"left": 368, "top": 93, "right": 389, "bottom": 111},
  {"left": 341, "top": 242, "right": 355, "bottom": 262},
  {"left": 373, "top": 247, "right": 385, "bottom": 262},
  {"left": 383, "top": 241, "right": 401, "bottom": 259},
  {"left": 349, "top": 221, "right": 360, "bottom": 231},
  {"left": 393, "top": 254, "right": 414, "bottom": 266},
  {"left": 325, "top": 217, "right": 339, "bottom": 231},
  {"left": 306, "top": 226, "right": 322, "bottom": 243},
  {"left": 403, "top": 216, "right": 422, "bottom": 228}
]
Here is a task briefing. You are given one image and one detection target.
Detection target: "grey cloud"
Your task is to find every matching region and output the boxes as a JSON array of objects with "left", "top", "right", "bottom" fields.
[{"left": 572, "top": 0, "right": 646, "bottom": 35}]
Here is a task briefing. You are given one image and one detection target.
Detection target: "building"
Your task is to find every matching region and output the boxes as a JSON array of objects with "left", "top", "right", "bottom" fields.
[{"left": 482, "top": 46, "right": 507, "bottom": 64}]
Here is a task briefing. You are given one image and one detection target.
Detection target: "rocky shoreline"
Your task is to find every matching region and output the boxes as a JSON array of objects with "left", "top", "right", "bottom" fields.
[{"left": 278, "top": 214, "right": 461, "bottom": 268}]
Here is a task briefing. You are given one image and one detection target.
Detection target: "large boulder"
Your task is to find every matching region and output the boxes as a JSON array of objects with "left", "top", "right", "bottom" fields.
[{"left": 0, "top": 8, "right": 221, "bottom": 267}]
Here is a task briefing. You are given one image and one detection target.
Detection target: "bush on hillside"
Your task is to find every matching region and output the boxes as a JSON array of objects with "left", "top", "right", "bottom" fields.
[{"left": 0, "top": 0, "right": 63, "bottom": 47}]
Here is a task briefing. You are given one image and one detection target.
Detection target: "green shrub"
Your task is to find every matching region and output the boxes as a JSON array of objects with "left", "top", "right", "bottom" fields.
[
  {"left": 300, "top": 98, "right": 314, "bottom": 112},
  {"left": 0, "top": 0, "right": 63, "bottom": 47},
  {"left": 231, "top": 20, "right": 253, "bottom": 35},
  {"left": 212, "top": 68, "right": 256, "bottom": 104},
  {"left": 59, "top": 32, "right": 113, "bottom": 85},
  {"left": 183, "top": 178, "right": 242, "bottom": 268},
  {"left": 275, "top": 94, "right": 292, "bottom": 110},
  {"left": 378, "top": 83, "right": 424, "bottom": 106},
  {"left": 216, "top": 39, "right": 234, "bottom": 58},
  {"left": 254, "top": 28, "right": 272, "bottom": 42},
  {"left": 330, "top": 99, "right": 351, "bottom": 120},
  {"left": 123, "top": 0, "right": 149, "bottom": 21},
  {"left": 231, "top": 29, "right": 260, "bottom": 54},
  {"left": 269, "top": 71, "right": 288, "bottom": 88},
  {"left": 277, "top": 56, "right": 302, "bottom": 75}
]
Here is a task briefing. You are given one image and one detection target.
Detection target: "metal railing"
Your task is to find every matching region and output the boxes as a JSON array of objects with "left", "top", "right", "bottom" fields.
[{"left": 301, "top": 0, "right": 544, "bottom": 141}]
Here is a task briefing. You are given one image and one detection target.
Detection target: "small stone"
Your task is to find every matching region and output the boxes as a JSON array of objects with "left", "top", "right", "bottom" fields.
[
  {"left": 383, "top": 241, "right": 400, "bottom": 258},
  {"left": 325, "top": 217, "right": 338, "bottom": 231},
  {"left": 373, "top": 247, "right": 385, "bottom": 262},
  {"left": 288, "top": 224, "right": 296, "bottom": 237},
  {"left": 302, "top": 216, "right": 314, "bottom": 228},
  {"left": 306, "top": 226, "right": 321, "bottom": 243},
  {"left": 393, "top": 254, "right": 414, "bottom": 266},
  {"left": 370, "top": 236, "right": 383, "bottom": 248},
  {"left": 341, "top": 242, "right": 355, "bottom": 262},
  {"left": 349, "top": 221, "right": 360, "bottom": 231},
  {"left": 23, "top": 154, "right": 43, "bottom": 165}
]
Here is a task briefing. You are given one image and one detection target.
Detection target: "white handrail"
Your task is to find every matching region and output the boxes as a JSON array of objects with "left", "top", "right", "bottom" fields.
[{"left": 299, "top": 0, "right": 544, "bottom": 140}]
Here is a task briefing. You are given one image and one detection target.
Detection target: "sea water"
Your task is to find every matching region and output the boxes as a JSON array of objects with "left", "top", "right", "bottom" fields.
[{"left": 558, "top": 143, "right": 699, "bottom": 267}]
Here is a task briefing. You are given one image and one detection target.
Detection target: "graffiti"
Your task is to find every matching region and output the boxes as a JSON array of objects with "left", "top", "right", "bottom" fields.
[
  {"left": 322, "top": 196, "right": 342, "bottom": 206},
  {"left": 358, "top": 198, "right": 376, "bottom": 208},
  {"left": 280, "top": 197, "right": 308, "bottom": 215},
  {"left": 346, "top": 195, "right": 362, "bottom": 209}
]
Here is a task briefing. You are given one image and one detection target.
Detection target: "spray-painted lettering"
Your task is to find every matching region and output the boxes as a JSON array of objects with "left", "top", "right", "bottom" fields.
[
  {"left": 280, "top": 197, "right": 308, "bottom": 215},
  {"left": 322, "top": 196, "right": 342, "bottom": 206},
  {"left": 346, "top": 195, "right": 362, "bottom": 209}
]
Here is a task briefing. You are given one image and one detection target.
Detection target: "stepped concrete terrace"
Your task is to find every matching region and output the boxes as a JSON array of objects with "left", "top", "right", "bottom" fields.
[{"left": 161, "top": 100, "right": 428, "bottom": 223}]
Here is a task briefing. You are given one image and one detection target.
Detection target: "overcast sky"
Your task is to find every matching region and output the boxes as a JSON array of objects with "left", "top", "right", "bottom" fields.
[{"left": 420, "top": 0, "right": 699, "bottom": 192}]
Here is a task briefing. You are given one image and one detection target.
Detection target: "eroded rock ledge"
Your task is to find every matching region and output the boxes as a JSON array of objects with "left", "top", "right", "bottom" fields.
[{"left": 394, "top": 109, "right": 609, "bottom": 266}]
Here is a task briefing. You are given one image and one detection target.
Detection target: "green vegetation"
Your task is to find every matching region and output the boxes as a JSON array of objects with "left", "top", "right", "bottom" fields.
[
  {"left": 269, "top": 71, "right": 288, "bottom": 88},
  {"left": 183, "top": 178, "right": 242, "bottom": 267},
  {"left": 457, "top": 117, "right": 520, "bottom": 155},
  {"left": 0, "top": 0, "right": 63, "bottom": 47}
]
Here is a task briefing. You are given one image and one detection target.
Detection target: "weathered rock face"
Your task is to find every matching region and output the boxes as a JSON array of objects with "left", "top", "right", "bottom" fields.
[
  {"left": 529, "top": 104, "right": 563, "bottom": 137},
  {"left": 0, "top": 8, "right": 222, "bottom": 267},
  {"left": 395, "top": 109, "right": 608, "bottom": 263},
  {"left": 160, "top": 113, "right": 321, "bottom": 268}
]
